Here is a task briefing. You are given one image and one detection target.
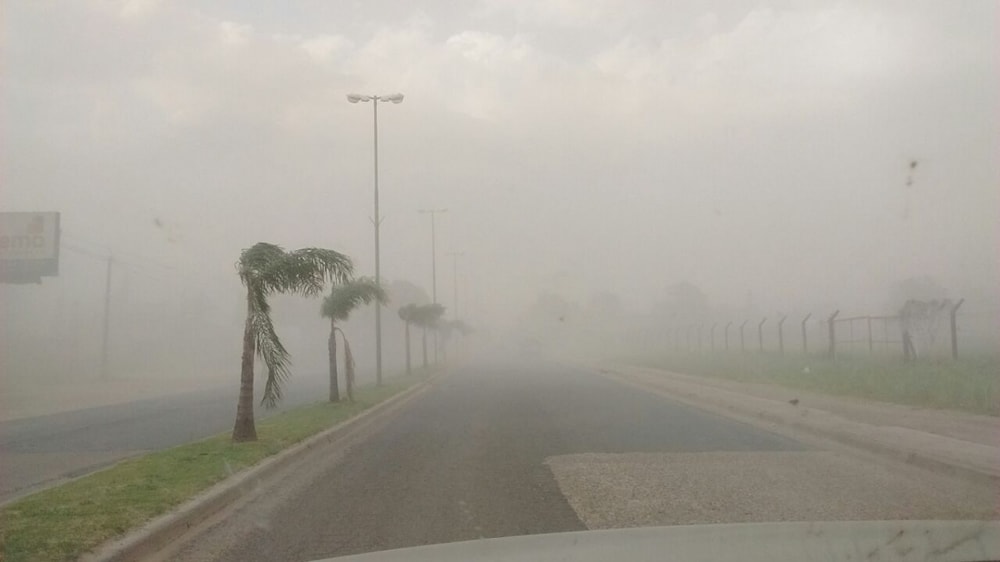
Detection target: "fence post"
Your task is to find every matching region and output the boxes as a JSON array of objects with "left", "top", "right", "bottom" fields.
[
  {"left": 710, "top": 323, "right": 717, "bottom": 352},
  {"left": 827, "top": 310, "right": 840, "bottom": 359},
  {"left": 902, "top": 329, "right": 914, "bottom": 362},
  {"left": 740, "top": 320, "right": 748, "bottom": 353},
  {"left": 686, "top": 326, "right": 692, "bottom": 353},
  {"left": 801, "top": 313, "right": 811, "bottom": 354},
  {"left": 950, "top": 298, "right": 965, "bottom": 360},
  {"left": 866, "top": 316, "right": 873, "bottom": 355},
  {"left": 724, "top": 321, "right": 732, "bottom": 351},
  {"left": 778, "top": 315, "right": 787, "bottom": 356},
  {"left": 697, "top": 324, "right": 703, "bottom": 353},
  {"left": 757, "top": 318, "right": 767, "bottom": 352}
]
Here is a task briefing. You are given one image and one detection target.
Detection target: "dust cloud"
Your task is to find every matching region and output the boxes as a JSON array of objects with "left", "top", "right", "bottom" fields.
[{"left": 2, "top": 1, "right": 996, "bottom": 417}]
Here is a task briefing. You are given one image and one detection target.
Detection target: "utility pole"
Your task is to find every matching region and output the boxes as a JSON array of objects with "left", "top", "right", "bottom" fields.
[
  {"left": 419, "top": 209, "right": 447, "bottom": 362},
  {"left": 101, "top": 255, "right": 113, "bottom": 379},
  {"left": 448, "top": 252, "right": 464, "bottom": 320}
]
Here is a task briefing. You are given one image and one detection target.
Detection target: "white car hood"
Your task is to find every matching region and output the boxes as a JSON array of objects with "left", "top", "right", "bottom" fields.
[{"left": 318, "top": 520, "right": 1000, "bottom": 562}]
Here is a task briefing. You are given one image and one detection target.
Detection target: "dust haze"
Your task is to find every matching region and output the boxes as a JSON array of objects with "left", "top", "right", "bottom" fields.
[{"left": 2, "top": 1, "right": 997, "bottom": 417}]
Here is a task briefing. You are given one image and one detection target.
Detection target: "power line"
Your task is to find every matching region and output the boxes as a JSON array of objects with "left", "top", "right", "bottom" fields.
[
  {"left": 62, "top": 242, "right": 216, "bottom": 292},
  {"left": 64, "top": 232, "right": 178, "bottom": 272},
  {"left": 62, "top": 242, "right": 162, "bottom": 273},
  {"left": 62, "top": 242, "right": 109, "bottom": 261}
]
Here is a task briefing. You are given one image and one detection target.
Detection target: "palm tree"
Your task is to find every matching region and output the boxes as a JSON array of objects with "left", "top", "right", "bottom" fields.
[
  {"left": 232, "top": 243, "right": 353, "bottom": 443},
  {"left": 410, "top": 303, "right": 445, "bottom": 368},
  {"left": 398, "top": 304, "right": 419, "bottom": 375},
  {"left": 438, "top": 319, "right": 474, "bottom": 362},
  {"left": 321, "top": 278, "right": 387, "bottom": 402}
]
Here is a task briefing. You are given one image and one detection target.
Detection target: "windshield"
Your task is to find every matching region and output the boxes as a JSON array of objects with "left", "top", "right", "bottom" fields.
[{"left": 1, "top": 2, "right": 997, "bottom": 561}]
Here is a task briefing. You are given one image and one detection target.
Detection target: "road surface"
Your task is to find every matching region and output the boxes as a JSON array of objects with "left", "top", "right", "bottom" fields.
[
  {"left": 0, "top": 374, "right": 328, "bottom": 503},
  {"left": 162, "top": 359, "right": 994, "bottom": 562}
]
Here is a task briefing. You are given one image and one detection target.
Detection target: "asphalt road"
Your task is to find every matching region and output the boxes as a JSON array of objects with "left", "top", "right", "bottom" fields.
[
  {"left": 166, "top": 360, "right": 812, "bottom": 562},
  {"left": 0, "top": 374, "right": 328, "bottom": 503},
  {"left": 10, "top": 358, "right": 991, "bottom": 561}
]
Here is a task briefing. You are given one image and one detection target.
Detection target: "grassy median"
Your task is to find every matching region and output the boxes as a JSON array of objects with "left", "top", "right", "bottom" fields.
[
  {"left": 628, "top": 353, "right": 999, "bottom": 416},
  {"left": 0, "top": 374, "right": 426, "bottom": 562}
]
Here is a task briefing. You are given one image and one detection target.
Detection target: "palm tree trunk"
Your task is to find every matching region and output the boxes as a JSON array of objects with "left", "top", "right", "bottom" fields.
[
  {"left": 328, "top": 318, "right": 340, "bottom": 402},
  {"left": 421, "top": 328, "right": 428, "bottom": 369},
  {"left": 343, "top": 334, "right": 355, "bottom": 402},
  {"left": 232, "top": 298, "right": 258, "bottom": 442},
  {"left": 404, "top": 321, "right": 412, "bottom": 375}
]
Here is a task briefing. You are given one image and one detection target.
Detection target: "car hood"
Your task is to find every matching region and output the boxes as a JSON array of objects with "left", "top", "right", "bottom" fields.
[{"left": 317, "top": 520, "right": 1000, "bottom": 562}]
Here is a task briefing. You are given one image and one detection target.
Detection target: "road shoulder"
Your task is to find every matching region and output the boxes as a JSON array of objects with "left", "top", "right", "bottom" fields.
[{"left": 592, "top": 363, "right": 999, "bottom": 485}]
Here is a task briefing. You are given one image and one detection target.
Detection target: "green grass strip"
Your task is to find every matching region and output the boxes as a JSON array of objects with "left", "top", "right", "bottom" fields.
[
  {"left": 0, "top": 375, "right": 424, "bottom": 562},
  {"left": 627, "top": 353, "right": 999, "bottom": 415}
]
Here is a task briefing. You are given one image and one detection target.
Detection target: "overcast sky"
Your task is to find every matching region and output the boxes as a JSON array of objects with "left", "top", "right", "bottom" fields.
[{"left": 4, "top": 0, "right": 997, "bottom": 330}]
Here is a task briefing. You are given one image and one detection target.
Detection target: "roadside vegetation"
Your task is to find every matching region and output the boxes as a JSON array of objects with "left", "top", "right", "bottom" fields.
[
  {"left": 0, "top": 376, "right": 425, "bottom": 562},
  {"left": 401, "top": 303, "right": 446, "bottom": 369},
  {"left": 232, "top": 243, "right": 354, "bottom": 442},
  {"left": 322, "top": 277, "right": 388, "bottom": 401},
  {"left": 628, "top": 353, "right": 999, "bottom": 416}
]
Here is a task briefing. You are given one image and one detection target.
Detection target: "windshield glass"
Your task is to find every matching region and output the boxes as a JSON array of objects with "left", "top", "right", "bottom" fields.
[{"left": 2, "top": 1, "right": 997, "bottom": 561}]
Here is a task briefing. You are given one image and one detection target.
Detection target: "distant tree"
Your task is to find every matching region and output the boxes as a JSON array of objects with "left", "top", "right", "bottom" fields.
[
  {"left": 589, "top": 291, "right": 623, "bottom": 318},
  {"left": 438, "top": 319, "right": 475, "bottom": 362},
  {"left": 409, "top": 303, "right": 445, "bottom": 368},
  {"left": 660, "top": 282, "right": 710, "bottom": 323},
  {"left": 449, "top": 319, "right": 474, "bottom": 337},
  {"left": 387, "top": 279, "right": 431, "bottom": 308},
  {"left": 232, "top": 243, "right": 353, "bottom": 443},
  {"left": 321, "top": 277, "right": 387, "bottom": 401},
  {"left": 900, "top": 298, "right": 951, "bottom": 360},
  {"left": 398, "top": 304, "right": 419, "bottom": 375},
  {"left": 889, "top": 276, "right": 948, "bottom": 310},
  {"left": 529, "top": 292, "right": 576, "bottom": 323}
]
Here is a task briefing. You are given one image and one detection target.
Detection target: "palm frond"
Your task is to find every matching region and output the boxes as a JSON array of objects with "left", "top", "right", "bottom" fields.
[
  {"left": 398, "top": 303, "right": 419, "bottom": 322},
  {"left": 321, "top": 277, "right": 389, "bottom": 321},
  {"left": 237, "top": 242, "right": 287, "bottom": 289},
  {"left": 247, "top": 290, "right": 292, "bottom": 408},
  {"left": 263, "top": 248, "right": 354, "bottom": 297},
  {"left": 409, "top": 303, "right": 446, "bottom": 328},
  {"left": 238, "top": 243, "right": 354, "bottom": 297}
]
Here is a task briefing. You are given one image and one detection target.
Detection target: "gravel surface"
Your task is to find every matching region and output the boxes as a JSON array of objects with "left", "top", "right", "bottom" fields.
[{"left": 546, "top": 451, "right": 998, "bottom": 529}]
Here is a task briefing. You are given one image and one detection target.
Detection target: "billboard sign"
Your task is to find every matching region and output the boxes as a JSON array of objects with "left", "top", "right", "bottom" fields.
[{"left": 0, "top": 212, "right": 60, "bottom": 283}]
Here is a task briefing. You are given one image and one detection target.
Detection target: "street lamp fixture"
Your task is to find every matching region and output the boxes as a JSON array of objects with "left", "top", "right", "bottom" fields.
[{"left": 347, "top": 93, "right": 404, "bottom": 104}]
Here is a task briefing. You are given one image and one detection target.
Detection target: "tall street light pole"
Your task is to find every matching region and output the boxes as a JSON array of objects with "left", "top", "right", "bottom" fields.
[
  {"left": 419, "top": 208, "right": 447, "bottom": 362},
  {"left": 418, "top": 209, "right": 447, "bottom": 304},
  {"left": 448, "top": 252, "right": 464, "bottom": 320},
  {"left": 347, "top": 92, "right": 403, "bottom": 386}
]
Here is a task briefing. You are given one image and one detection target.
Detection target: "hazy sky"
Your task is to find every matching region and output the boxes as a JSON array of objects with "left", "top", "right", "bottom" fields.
[{"left": 4, "top": 0, "right": 997, "bottom": 329}]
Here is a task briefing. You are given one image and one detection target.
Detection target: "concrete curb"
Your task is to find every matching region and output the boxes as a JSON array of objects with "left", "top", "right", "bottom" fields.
[
  {"left": 592, "top": 364, "right": 999, "bottom": 486},
  {"left": 84, "top": 372, "right": 443, "bottom": 562}
]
